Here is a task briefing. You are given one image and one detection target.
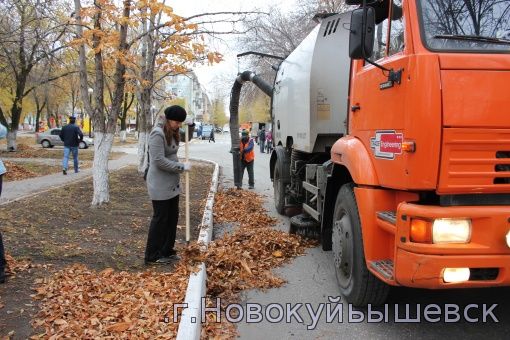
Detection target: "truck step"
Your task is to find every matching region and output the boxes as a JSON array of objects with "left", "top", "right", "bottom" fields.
[
  {"left": 303, "top": 203, "right": 320, "bottom": 221},
  {"left": 376, "top": 211, "right": 397, "bottom": 225},
  {"left": 302, "top": 181, "right": 318, "bottom": 195},
  {"left": 369, "top": 260, "right": 394, "bottom": 281}
]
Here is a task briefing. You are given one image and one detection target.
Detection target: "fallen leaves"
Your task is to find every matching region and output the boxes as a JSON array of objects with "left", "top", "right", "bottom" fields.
[
  {"left": 205, "top": 228, "right": 315, "bottom": 301},
  {"left": 32, "top": 263, "right": 191, "bottom": 338},
  {"left": 5, "top": 254, "right": 34, "bottom": 275},
  {"left": 213, "top": 189, "right": 277, "bottom": 229},
  {"left": 3, "top": 161, "right": 38, "bottom": 181},
  {"left": 200, "top": 188, "right": 317, "bottom": 338}
]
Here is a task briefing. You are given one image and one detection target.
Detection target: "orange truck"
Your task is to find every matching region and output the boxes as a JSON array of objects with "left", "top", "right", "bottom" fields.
[{"left": 232, "top": 0, "right": 510, "bottom": 306}]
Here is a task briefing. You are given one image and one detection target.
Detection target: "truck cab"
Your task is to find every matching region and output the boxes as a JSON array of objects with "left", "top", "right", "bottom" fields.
[{"left": 329, "top": 0, "right": 510, "bottom": 305}]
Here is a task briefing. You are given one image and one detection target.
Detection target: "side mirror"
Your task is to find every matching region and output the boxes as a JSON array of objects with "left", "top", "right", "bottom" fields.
[{"left": 349, "top": 7, "right": 375, "bottom": 59}]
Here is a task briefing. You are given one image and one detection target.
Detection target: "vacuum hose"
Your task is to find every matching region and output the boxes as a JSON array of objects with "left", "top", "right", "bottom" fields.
[{"left": 229, "top": 71, "right": 273, "bottom": 188}]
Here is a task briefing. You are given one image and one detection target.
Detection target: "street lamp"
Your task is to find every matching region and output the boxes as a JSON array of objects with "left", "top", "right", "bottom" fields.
[{"left": 88, "top": 87, "right": 93, "bottom": 137}]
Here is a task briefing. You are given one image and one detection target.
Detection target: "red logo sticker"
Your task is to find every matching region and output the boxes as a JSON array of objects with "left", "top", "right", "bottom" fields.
[{"left": 370, "top": 131, "right": 403, "bottom": 159}]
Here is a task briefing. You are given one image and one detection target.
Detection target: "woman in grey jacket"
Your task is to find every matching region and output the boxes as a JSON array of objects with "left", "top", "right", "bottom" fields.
[{"left": 144, "top": 105, "right": 191, "bottom": 264}]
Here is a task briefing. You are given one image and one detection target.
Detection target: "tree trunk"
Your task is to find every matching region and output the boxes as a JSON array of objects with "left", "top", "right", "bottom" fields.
[
  {"left": 137, "top": 131, "right": 148, "bottom": 173},
  {"left": 7, "top": 130, "right": 17, "bottom": 151},
  {"left": 137, "top": 87, "right": 154, "bottom": 172},
  {"left": 91, "top": 132, "right": 114, "bottom": 206}
]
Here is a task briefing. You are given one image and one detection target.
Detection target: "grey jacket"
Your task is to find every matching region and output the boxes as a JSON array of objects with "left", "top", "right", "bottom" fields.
[{"left": 146, "top": 122, "right": 185, "bottom": 201}]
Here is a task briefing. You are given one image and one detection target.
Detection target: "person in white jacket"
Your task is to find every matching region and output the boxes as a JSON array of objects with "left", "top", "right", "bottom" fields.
[{"left": 0, "top": 123, "right": 7, "bottom": 283}]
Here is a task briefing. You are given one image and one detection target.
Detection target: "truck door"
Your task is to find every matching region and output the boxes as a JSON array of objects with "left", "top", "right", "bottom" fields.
[{"left": 349, "top": 0, "right": 410, "bottom": 189}]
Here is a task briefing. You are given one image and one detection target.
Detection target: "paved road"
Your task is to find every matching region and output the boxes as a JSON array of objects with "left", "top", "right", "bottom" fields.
[{"left": 185, "top": 133, "right": 510, "bottom": 340}]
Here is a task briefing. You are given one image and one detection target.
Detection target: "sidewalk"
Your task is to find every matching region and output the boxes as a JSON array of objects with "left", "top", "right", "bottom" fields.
[{"left": 1, "top": 150, "right": 138, "bottom": 205}]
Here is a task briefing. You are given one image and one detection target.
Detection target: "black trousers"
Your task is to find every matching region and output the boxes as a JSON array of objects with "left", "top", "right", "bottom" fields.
[
  {"left": 145, "top": 196, "right": 179, "bottom": 262},
  {"left": 0, "top": 175, "right": 5, "bottom": 272}
]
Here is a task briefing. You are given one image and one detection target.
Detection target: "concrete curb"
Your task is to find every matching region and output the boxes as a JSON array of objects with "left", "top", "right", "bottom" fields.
[{"left": 177, "top": 158, "right": 219, "bottom": 340}]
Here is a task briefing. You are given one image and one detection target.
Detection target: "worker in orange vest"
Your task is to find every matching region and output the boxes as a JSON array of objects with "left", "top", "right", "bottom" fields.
[{"left": 239, "top": 130, "right": 255, "bottom": 189}]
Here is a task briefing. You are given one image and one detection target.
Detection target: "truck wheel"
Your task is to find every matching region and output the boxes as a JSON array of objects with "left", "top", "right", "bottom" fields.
[
  {"left": 273, "top": 163, "right": 286, "bottom": 214},
  {"left": 332, "top": 183, "right": 389, "bottom": 306}
]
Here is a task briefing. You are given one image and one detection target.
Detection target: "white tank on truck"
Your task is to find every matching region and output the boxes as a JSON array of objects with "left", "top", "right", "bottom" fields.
[{"left": 272, "top": 12, "right": 352, "bottom": 153}]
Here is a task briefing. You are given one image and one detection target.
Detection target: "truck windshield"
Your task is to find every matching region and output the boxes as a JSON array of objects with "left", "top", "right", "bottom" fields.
[{"left": 417, "top": 0, "right": 510, "bottom": 52}]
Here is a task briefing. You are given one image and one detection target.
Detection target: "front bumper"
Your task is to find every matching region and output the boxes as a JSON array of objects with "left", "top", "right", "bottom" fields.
[{"left": 394, "top": 203, "right": 510, "bottom": 288}]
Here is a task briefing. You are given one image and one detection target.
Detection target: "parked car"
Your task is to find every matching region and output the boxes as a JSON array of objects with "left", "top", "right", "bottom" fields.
[
  {"left": 36, "top": 128, "right": 93, "bottom": 149},
  {"left": 200, "top": 124, "right": 214, "bottom": 140}
]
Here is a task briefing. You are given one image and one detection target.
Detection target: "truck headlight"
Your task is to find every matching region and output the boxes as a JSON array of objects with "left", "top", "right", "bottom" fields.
[
  {"left": 506, "top": 230, "right": 510, "bottom": 248},
  {"left": 432, "top": 219, "right": 471, "bottom": 244},
  {"left": 443, "top": 268, "right": 470, "bottom": 283}
]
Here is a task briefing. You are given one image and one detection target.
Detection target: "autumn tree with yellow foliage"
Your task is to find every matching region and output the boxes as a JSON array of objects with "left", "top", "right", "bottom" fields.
[{"left": 72, "top": 0, "right": 256, "bottom": 205}]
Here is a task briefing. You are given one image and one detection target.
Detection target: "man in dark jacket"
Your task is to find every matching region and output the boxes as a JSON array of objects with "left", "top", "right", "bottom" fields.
[
  {"left": 258, "top": 127, "right": 266, "bottom": 153},
  {"left": 59, "top": 116, "right": 83, "bottom": 175}
]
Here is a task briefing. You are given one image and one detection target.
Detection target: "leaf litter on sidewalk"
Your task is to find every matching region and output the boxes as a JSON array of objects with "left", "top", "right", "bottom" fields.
[{"left": 28, "top": 188, "right": 315, "bottom": 339}]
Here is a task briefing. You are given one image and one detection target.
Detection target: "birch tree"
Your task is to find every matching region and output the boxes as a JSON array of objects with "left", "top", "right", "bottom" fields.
[{"left": 73, "top": 0, "right": 224, "bottom": 205}]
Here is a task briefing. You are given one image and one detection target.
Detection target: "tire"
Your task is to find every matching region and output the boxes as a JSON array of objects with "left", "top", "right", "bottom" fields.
[
  {"left": 41, "top": 140, "right": 51, "bottom": 148},
  {"left": 273, "top": 162, "right": 286, "bottom": 214},
  {"left": 332, "top": 183, "right": 389, "bottom": 306},
  {"left": 78, "top": 141, "right": 87, "bottom": 149}
]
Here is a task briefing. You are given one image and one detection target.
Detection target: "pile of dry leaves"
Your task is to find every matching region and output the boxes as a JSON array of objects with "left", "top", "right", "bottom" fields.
[
  {"left": 200, "top": 188, "right": 316, "bottom": 338},
  {"left": 32, "top": 264, "right": 191, "bottom": 338},
  {"left": 213, "top": 189, "right": 277, "bottom": 228},
  {"left": 4, "top": 254, "right": 39, "bottom": 276},
  {"left": 3, "top": 161, "right": 38, "bottom": 181}
]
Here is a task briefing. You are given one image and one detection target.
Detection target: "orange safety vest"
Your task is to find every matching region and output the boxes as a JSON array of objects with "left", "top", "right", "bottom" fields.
[{"left": 240, "top": 138, "right": 255, "bottom": 163}]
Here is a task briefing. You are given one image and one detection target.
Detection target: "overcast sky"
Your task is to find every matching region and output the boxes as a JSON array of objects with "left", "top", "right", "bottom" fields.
[{"left": 171, "top": 0, "right": 298, "bottom": 100}]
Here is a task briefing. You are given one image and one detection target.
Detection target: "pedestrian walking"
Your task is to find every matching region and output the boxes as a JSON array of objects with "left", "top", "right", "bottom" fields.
[
  {"left": 0, "top": 123, "right": 7, "bottom": 283},
  {"left": 258, "top": 127, "right": 266, "bottom": 153},
  {"left": 59, "top": 116, "right": 83, "bottom": 175},
  {"left": 265, "top": 129, "right": 273, "bottom": 153},
  {"left": 239, "top": 130, "right": 255, "bottom": 189},
  {"left": 208, "top": 128, "right": 215, "bottom": 143},
  {"left": 144, "top": 105, "right": 192, "bottom": 265}
]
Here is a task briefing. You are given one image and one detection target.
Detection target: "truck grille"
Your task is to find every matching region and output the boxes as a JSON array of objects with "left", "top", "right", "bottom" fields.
[
  {"left": 495, "top": 151, "right": 510, "bottom": 184},
  {"left": 438, "top": 129, "right": 510, "bottom": 193}
]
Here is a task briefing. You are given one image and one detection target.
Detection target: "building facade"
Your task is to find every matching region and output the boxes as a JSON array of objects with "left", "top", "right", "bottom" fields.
[{"left": 167, "top": 72, "right": 211, "bottom": 122}]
